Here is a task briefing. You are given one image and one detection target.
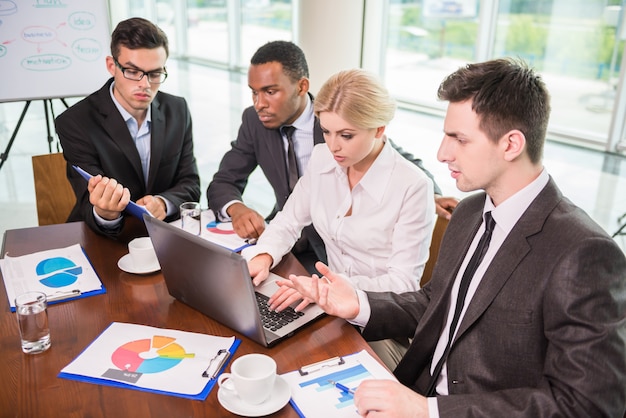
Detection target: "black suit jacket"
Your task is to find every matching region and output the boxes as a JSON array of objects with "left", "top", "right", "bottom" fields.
[
  {"left": 207, "top": 96, "right": 440, "bottom": 262},
  {"left": 363, "top": 178, "right": 626, "bottom": 417},
  {"left": 55, "top": 78, "right": 200, "bottom": 238}
]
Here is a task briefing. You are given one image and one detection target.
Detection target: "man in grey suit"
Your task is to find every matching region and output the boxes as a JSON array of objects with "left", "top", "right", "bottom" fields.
[
  {"left": 207, "top": 41, "right": 457, "bottom": 271},
  {"left": 56, "top": 18, "right": 200, "bottom": 239},
  {"left": 281, "top": 58, "right": 626, "bottom": 417}
]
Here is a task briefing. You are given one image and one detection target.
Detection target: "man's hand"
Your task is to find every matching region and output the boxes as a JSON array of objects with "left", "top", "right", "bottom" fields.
[
  {"left": 434, "top": 195, "right": 459, "bottom": 220},
  {"left": 227, "top": 202, "right": 266, "bottom": 239},
  {"left": 277, "top": 262, "right": 360, "bottom": 318},
  {"left": 136, "top": 195, "right": 167, "bottom": 220},
  {"left": 354, "top": 379, "right": 429, "bottom": 417},
  {"left": 88, "top": 175, "right": 130, "bottom": 220},
  {"left": 248, "top": 253, "right": 273, "bottom": 286}
]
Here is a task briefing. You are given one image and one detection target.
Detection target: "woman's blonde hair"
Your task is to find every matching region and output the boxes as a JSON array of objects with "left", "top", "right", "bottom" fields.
[{"left": 314, "top": 69, "right": 396, "bottom": 129}]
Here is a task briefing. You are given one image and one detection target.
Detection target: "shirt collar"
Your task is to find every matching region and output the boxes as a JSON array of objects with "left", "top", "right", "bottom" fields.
[
  {"left": 288, "top": 94, "right": 314, "bottom": 132},
  {"left": 109, "top": 81, "right": 152, "bottom": 125},
  {"left": 484, "top": 168, "right": 549, "bottom": 234},
  {"left": 357, "top": 138, "right": 395, "bottom": 204},
  {"left": 318, "top": 138, "right": 394, "bottom": 204}
]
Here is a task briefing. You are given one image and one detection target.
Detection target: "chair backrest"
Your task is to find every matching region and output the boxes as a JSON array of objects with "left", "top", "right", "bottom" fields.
[
  {"left": 31, "top": 153, "right": 76, "bottom": 226},
  {"left": 421, "top": 215, "right": 450, "bottom": 287}
]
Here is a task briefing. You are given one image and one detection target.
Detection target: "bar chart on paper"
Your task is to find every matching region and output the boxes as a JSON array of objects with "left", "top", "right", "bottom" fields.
[
  {"left": 281, "top": 350, "right": 397, "bottom": 417},
  {"left": 299, "top": 364, "right": 368, "bottom": 410}
]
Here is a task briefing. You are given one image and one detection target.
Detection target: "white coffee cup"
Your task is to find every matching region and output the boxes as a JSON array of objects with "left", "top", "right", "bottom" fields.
[
  {"left": 128, "top": 237, "right": 159, "bottom": 270},
  {"left": 217, "top": 353, "right": 276, "bottom": 405}
]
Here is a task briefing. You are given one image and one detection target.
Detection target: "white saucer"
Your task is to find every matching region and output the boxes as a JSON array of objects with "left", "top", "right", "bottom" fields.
[
  {"left": 217, "top": 375, "right": 291, "bottom": 417},
  {"left": 117, "top": 253, "right": 161, "bottom": 274}
]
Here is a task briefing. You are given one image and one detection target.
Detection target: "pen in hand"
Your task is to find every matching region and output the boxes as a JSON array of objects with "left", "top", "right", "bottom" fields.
[{"left": 328, "top": 379, "right": 355, "bottom": 395}]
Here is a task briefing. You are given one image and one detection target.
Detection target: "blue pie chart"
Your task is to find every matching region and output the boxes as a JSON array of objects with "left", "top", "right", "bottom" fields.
[{"left": 36, "top": 257, "right": 83, "bottom": 288}]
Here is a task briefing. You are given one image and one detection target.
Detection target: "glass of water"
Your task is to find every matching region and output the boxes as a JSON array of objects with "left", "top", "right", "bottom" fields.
[
  {"left": 15, "top": 291, "right": 51, "bottom": 354},
  {"left": 179, "top": 202, "right": 202, "bottom": 235}
]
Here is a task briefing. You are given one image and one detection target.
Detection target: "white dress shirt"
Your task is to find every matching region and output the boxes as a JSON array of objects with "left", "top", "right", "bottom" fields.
[
  {"left": 243, "top": 138, "right": 435, "bottom": 293},
  {"left": 92, "top": 83, "right": 173, "bottom": 228}
]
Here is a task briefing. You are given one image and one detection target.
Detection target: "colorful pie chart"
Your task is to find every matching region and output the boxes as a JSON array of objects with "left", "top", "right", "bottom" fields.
[{"left": 111, "top": 335, "right": 195, "bottom": 374}]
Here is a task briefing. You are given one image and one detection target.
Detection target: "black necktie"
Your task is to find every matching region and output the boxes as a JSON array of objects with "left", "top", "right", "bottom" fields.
[
  {"left": 281, "top": 126, "right": 299, "bottom": 192},
  {"left": 425, "top": 211, "right": 496, "bottom": 396}
]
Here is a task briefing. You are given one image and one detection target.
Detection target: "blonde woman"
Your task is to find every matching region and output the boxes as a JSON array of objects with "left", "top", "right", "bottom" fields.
[{"left": 244, "top": 69, "right": 435, "bottom": 311}]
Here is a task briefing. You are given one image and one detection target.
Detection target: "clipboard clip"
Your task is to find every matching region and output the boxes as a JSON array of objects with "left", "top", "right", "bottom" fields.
[
  {"left": 202, "top": 348, "right": 230, "bottom": 378},
  {"left": 298, "top": 356, "right": 345, "bottom": 376},
  {"left": 46, "top": 289, "right": 81, "bottom": 302}
]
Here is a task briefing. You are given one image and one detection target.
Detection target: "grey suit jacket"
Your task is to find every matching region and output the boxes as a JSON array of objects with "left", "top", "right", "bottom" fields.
[
  {"left": 206, "top": 95, "right": 441, "bottom": 263},
  {"left": 55, "top": 78, "right": 201, "bottom": 238},
  {"left": 362, "top": 178, "right": 626, "bottom": 417}
]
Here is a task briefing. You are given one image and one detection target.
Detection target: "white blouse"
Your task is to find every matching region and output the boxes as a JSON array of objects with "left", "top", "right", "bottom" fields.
[{"left": 243, "top": 138, "right": 435, "bottom": 292}]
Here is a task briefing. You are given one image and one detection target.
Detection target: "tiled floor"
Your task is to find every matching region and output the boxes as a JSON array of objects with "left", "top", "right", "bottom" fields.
[{"left": 1, "top": 60, "right": 625, "bottom": 253}]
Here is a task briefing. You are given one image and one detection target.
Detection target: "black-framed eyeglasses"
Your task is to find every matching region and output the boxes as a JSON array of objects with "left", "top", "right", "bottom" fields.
[{"left": 113, "top": 59, "right": 168, "bottom": 84}]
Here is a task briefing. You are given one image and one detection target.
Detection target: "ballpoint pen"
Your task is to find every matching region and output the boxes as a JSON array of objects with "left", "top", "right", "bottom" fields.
[{"left": 328, "top": 379, "right": 355, "bottom": 395}]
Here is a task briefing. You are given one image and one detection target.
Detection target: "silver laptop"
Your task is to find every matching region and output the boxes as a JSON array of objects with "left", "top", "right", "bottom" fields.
[{"left": 144, "top": 215, "right": 325, "bottom": 347}]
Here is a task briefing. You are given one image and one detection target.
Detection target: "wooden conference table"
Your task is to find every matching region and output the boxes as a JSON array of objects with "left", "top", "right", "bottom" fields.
[{"left": 0, "top": 221, "right": 381, "bottom": 417}]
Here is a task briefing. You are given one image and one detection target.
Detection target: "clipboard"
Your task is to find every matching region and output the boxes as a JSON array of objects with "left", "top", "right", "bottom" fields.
[
  {"left": 280, "top": 350, "right": 397, "bottom": 417},
  {"left": 1, "top": 244, "right": 106, "bottom": 312},
  {"left": 72, "top": 165, "right": 153, "bottom": 219},
  {"left": 58, "top": 322, "right": 240, "bottom": 400}
]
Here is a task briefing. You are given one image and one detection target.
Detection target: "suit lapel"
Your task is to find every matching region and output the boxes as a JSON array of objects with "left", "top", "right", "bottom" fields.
[
  {"left": 454, "top": 179, "right": 562, "bottom": 341},
  {"left": 97, "top": 80, "right": 144, "bottom": 183},
  {"left": 147, "top": 94, "right": 163, "bottom": 191}
]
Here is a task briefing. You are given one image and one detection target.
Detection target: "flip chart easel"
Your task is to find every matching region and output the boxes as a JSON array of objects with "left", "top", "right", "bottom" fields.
[{"left": 0, "top": 98, "right": 69, "bottom": 171}]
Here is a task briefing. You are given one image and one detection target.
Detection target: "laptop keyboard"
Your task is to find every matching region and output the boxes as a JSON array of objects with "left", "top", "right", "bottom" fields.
[{"left": 255, "top": 292, "right": 305, "bottom": 332}]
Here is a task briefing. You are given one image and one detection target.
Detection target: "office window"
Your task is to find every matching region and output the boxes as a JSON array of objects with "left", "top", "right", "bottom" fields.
[
  {"left": 494, "top": 0, "right": 623, "bottom": 147},
  {"left": 385, "top": 0, "right": 480, "bottom": 113},
  {"left": 240, "top": 0, "right": 292, "bottom": 64},
  {"left": 384, "top": 0, "right": 626, "bottom": 150},
  {"left": 186, "top": 0, "right": 229, "bottom": 63}
]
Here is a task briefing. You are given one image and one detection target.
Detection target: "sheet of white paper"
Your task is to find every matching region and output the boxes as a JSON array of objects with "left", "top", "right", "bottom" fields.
[
  {"left": 60, "top": 322, "right": 236, "bottom": 396},
  {"left": 281, "top": 350, "right": 398, "bottom": 417},
  {"left": 170, "top": 210, "right": 254, "bottom": 251},
  {"left": 1, "top": 243, "right": 103, "bottom": 308}
]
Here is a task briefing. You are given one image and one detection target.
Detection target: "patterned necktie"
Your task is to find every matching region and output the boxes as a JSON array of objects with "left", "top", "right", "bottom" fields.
[
  {"left": 425, "top": 211, "right": 496, "bottom": 396},
  {"left": 281, "top": 125, "right": 299, "bottom": 192}
]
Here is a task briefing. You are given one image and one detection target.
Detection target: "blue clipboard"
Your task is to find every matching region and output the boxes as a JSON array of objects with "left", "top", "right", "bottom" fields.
[
  {"left": 6, "top": 246, "right": 106, "bottom": 312},
  {"left": 58, "top": 323, "right": 241, "bottom": 400},
  {"left": 72, "top": 165, "right": 153, "bottom": 219}
]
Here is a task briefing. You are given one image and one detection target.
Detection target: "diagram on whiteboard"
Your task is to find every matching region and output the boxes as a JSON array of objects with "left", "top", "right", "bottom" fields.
[{"left": 0, "top": 0, "right": 110, "bottom": 102}]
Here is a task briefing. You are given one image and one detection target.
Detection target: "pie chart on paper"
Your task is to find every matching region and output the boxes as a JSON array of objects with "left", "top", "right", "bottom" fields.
[
  {"left": 206, "top": 221, "right": 237, "bottom": 235},
  {"left": 36, "top": 257, "right": 83, "bottom": 288},
  {"left": 111, "top": 335, "right": 195, "bottom": 374}
]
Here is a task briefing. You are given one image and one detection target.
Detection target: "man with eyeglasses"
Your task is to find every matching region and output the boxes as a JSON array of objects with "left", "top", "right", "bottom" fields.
[{"left": 55, "top": 17, "right": 200, "bottom": 239}]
